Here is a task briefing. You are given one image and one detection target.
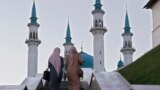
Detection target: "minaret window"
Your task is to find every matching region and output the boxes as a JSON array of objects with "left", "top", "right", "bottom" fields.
[
  {"left": 33, "top": 32, "right": 35, "bottom": 39},
  {"left": 128, "top": 41, "right": 131, "bottom": 48},
  {"left": 36, "top": 33, "right": 38, "bottom": 39},
  {"left": 128, "top": 41, "right": 132, "bottom": 48},
  {"left": 128, "top": 41, "right": 130, "bottom": 47},
  {"left": 99, "top": 19, "right": 102, "bottom": 27},
  {"left": 126, "top": 41, "right": 130, "bottom": 48},
  {"left": 95, "top": 20, "right": 98, "bottom": 27},
  {"left": 124, "top": 41, "right": 127, "bottom": 48}
]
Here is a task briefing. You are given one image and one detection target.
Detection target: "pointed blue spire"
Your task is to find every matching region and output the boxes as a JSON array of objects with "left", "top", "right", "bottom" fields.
[
  {"left": 96, "top": 0, "right": 101, "bottom": 4},
  {"left": 94, "top": 0, "right": 102, "bottom": 10},
  {"left": 65, "top": 21, "right": 72, "bottom": 44},
  {"left": 30, "top": 0, "right": 37, "bottom": 24},
  {"left": 124, "top": 10, "right": 131, "bottom": 33}
]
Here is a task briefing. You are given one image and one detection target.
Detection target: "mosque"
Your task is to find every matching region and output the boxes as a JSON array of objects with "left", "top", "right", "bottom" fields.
[{"left": 1, "top": 0, "right": 160, "bottom": 90}]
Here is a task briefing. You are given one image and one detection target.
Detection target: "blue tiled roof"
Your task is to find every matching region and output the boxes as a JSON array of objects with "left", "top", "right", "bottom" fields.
[
  {"left": 80, "top": 52, "right": 93, "bottom": 68},
  {"left": 117, "top": 59, "right": 124, "bottom": 69}
]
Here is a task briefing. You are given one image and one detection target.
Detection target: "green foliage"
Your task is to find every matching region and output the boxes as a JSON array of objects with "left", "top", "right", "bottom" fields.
[{"left": 118, "top": 45, "right": 160, "bottom": 84}]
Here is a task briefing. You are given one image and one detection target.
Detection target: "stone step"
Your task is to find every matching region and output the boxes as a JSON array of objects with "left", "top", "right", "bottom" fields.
[
  {"left": 39, "top": 81, "right": 87, "bottom": 90},
  {"left": 39, "top": 86, "right": 85, "bottom": 90}
]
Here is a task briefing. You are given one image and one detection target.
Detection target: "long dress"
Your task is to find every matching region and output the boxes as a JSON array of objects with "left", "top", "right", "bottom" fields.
[
  {"left": 67, "top": 54, "right": 83, "bottom": 90},
  {"left": 49, "top": 57, "right": 64, "bottom": 90}
]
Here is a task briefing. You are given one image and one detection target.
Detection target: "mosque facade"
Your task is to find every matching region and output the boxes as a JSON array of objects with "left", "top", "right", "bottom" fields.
[{"left": 25, "top": 0, "right": 136, "bottom": 77}]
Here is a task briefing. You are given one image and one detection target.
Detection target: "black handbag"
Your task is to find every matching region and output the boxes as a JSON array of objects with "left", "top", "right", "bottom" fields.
[
  {"left": 78, "top": 68, "right": 83, "bottom": 77},
  {"left": 43, "top": 68, "right": 50, "bottom": 81}
]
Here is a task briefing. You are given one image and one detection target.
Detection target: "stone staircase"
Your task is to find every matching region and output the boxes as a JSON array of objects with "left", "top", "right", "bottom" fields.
[{"left": 39, "top": 81, "right": 89, "bottom": 90}]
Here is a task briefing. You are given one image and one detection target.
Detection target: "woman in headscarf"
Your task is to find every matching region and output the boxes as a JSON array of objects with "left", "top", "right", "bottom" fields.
[
  {"left": 66, "top": 46, "right": 83, "bottom": 90},
  {"left": 48, "top": 47, "right": 64, "bottom": 90}
]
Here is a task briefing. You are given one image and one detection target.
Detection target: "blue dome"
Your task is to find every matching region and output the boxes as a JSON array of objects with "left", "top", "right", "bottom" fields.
[
  {"left": 117, "top": 59, "right": 124, "bottom": 69},
  {"left": 79, "top": 52, "right": 93, "bottom": 68}
]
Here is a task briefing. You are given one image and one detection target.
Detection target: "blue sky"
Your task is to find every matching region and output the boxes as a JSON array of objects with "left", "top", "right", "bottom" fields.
[{"left": 0, "top": 0, "right": 152, "bottom": 85}]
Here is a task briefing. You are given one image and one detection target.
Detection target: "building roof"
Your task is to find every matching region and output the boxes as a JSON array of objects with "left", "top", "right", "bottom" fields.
[
  {"left": 144, "top": 0, "right": 158, "bottom": 9},
  {"left": 80, "top": 52, "right": 93, "bottom": 68},
  {"left": 118, "top": 44, "right": 160, "bottom": 84}
]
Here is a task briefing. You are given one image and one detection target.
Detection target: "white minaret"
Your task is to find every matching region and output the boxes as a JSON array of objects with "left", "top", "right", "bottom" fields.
[
  {"left": 90, "top": 0, "right": 107, "bottom": 72},
  {"left": 63, "top": 20, "right": 74, "bottom": 81},
  {"left": 63, "top": 20, "right": 74, "bottom": 58},
  {"left": 121, "top": 10, "right": 135, "bottom": 66},
  {"left": 25, "top": 1, "right": 41, "bottom": 77}
]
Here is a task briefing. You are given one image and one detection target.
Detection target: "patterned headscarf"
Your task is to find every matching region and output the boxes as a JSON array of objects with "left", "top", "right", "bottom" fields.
[{"left": 49, "top": 47, "right": 61, "bottom": 75}]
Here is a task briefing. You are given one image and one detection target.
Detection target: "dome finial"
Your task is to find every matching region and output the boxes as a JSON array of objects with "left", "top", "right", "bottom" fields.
[
  {"left": 68, "top": 16, "right": 70, "bottom": 24},
  {"left": 126, "top": 3, "right": 128, "bottom": 11},
  {"left": 81, "top": 41, "right": 83, "bottom": 52}
]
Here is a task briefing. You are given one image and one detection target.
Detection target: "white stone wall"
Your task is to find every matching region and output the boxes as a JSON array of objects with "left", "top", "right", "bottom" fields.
[
  {"left": 152, "top": 0, "right": 160, "bottom": 47},
  {"left": 0, "top": 85, "right": 27, "bottom": 90},
  {"left": 29, "top": 25, "right": 39, "bottom": 33},
  {"left": 132, "top": 85, "right": 160, "bottom": 90},
  {"left": 122, "top": 50, "right": 133, "bottom": 65},
  {"left": 28, "top": 45, "right": 38, "bottom": 77},
  {"left": 21, "top": 74, "right": 42, "bottom": 90},
  {"left": 93, "top": 33, "right": 105, "bottom": 71},
  {"left": 152, "top": 27, "right": 160, "bottom": 47},
  {"left": 123, "top": 35, "right": 132, "bottom": 44}
]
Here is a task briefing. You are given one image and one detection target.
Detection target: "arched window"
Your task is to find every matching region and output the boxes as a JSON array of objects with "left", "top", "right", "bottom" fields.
[
  {"left": 124, "top": 41, "right": 127, "bottom": 48},
  {"left": 128, "top": 41, "right": 131, "bottom": 47},
  {"left": 95, "top": 20, "right": 98, "bottom": 27},
  {"left": 99, "top": 19, "right": 102, "bottom": 27},
  {"left": 33, "top": 32, "right": 35, "bottom": 39}
]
